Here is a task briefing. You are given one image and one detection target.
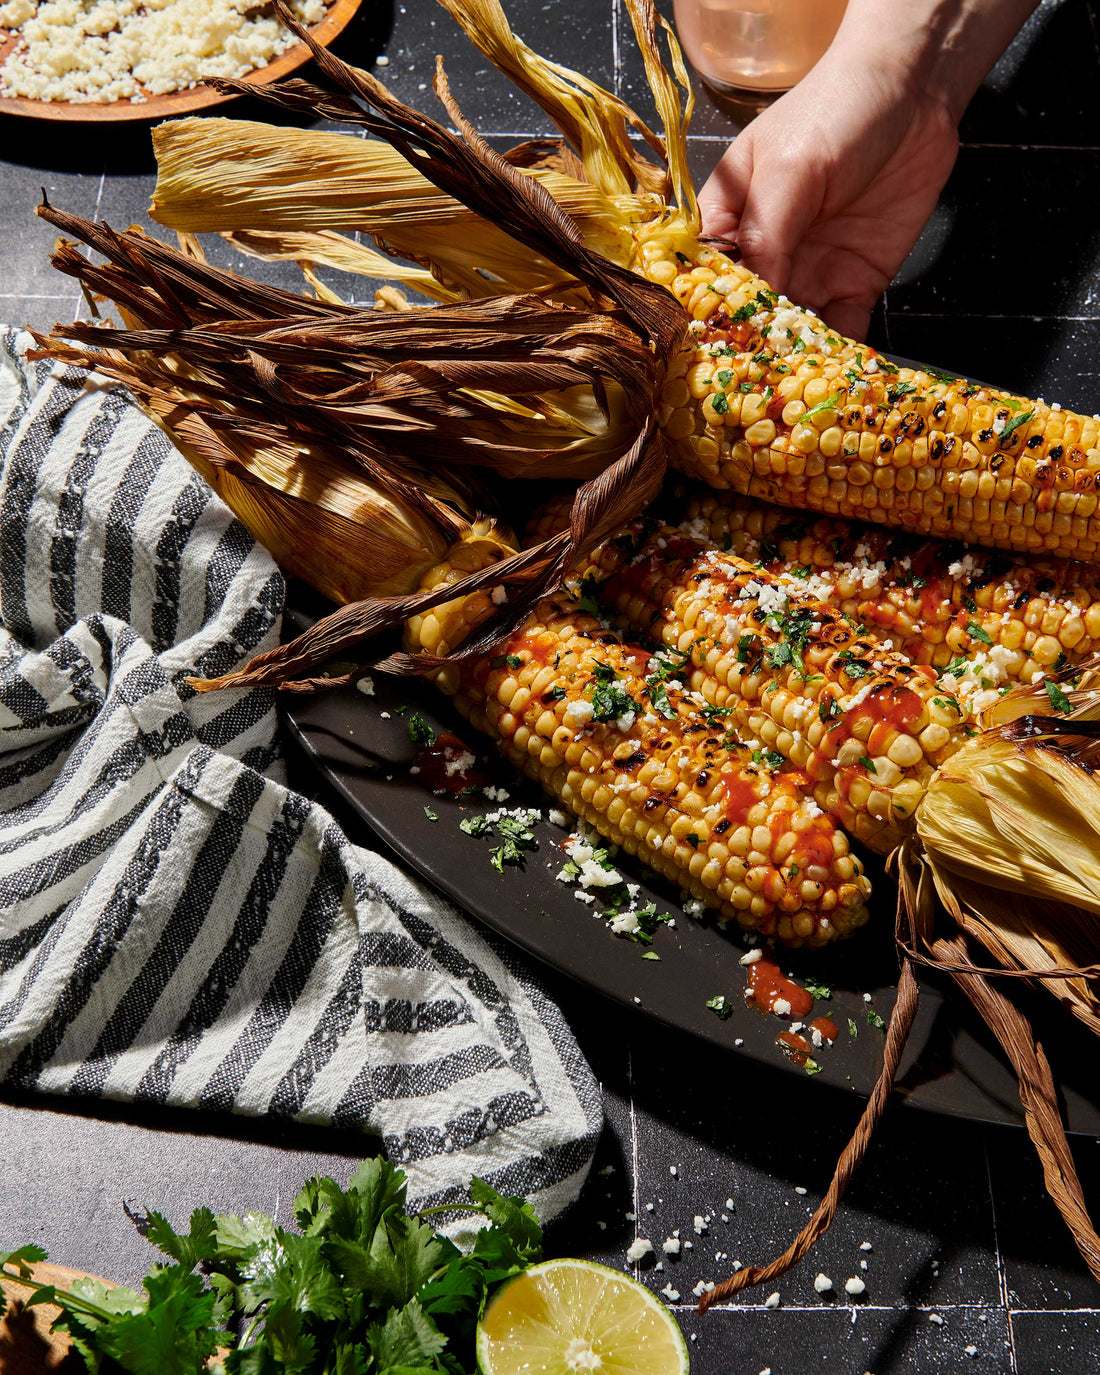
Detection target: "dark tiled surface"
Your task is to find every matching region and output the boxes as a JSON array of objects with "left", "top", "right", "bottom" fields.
[{"left": 4, "top": 2, "right": 1100, "bottom": 1373}]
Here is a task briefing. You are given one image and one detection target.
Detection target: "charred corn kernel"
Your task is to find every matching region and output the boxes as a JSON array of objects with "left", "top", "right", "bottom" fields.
[
  {"left": 570, "top": 519, "right": 996, "bottom": 856},
  {"left": 632, "top": 232, "right": 1100, "bottom": 559},
  {"left": 675, "top": 491, "right": 1100, "bottom": 690},
  {"left": 405, "top": 546, "right": 871, "bottom": 946}
]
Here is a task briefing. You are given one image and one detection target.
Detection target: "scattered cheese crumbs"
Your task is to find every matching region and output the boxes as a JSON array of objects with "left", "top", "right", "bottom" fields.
[
  {"left": 965, "top": 1345, "right": 978, "bottom": 1357},
  {"left": 379, "top": 711, "right": 391, "bottom": 720},
  {"left": 693, "top": 1216, "right": 707, "bottom": 1235},
  {"left": 721, "top": 1214, "right": 729, "bottom": 1223},
  {"left": 690, "top": 1334, "right": 697, "bottom": 1343},
  {"left": 645, "top": 1202, "right": 655, "bottom": 1212},
  {"left": 860, "top": 1241, "right": 873, "bottom": 1251},
  {"left": 860, "top": 1260, "right": 869, "bottom": 1271},
  {"left": 0, "top": 0, "right": 326, "bottom": 102},
  {"left": 548, "top": 808, "right": 568, "bottom": 826},
  {"left": 682, "top": 897, "right": 706, "bottom": 919},
  {"left": 725, "top": 1199, "right": 735, "bottom": 1210},
  {"left": 608, "top": 911, "right": 640, "bottom": 934},
  {"left": 596, "top": 1221, "right": 606, "bottom": 1230},
  {"left": 772, "top": 998, "right": 792, "bottom": 1017},
  {"left": 355, "top": 676, "right": 375, "bottom": 697},
  {"left": 625, "top": 1239, "right": 654, "bottom": 1263},
  {"left": 863, "top": 993, "right": 873, "bottom": 1003},
  {"left": 490, "top": 585, "right": 507, "bottom": 605},
  {"left": 563, "top": 699, "right": 594, "bottom": 729},
  {"left": 764, "top": 1291, "right": 781, "bottom": 1309},
  {"left": 845, "top": 1277, "right": 866, "bottom": 1297},
  {"left": 740, "top": 948, "right": 763, "bottom": 965},
  {"left": 654, "top": 1261, "right": 663, "bottom": 1271},
  {"left": 444, "top": 750, "right": 476, "bottom": 778},
  {"left": 662, "top": 1237, "right": 681, "bottom": 1255},
  {"left": 794, "top": 1186, "right": 807, "bottom": 1195},
  {"left": 734, "top": 1037, "right": 744, "bottom": 1047},
  {"left": 760, "top": 1369, "right": 771, "bottom": 1375},
  {"left": 670, "top": 1165, "right": 678, "bottom": 1176},
  {"left": 691, "top": 1280, "right": 714, "bottom": 1297},
  {"left": 814, "top": 1273, "right": 834, "bottom": 1294},
  {"left": 625, "top": 1211, "right": 636, "bottom": 1221},
  {"left": 482, "top": 784, "right": 510, "bottom": 802},
  {"left": 929, "top": 1313, "right": 944, "bottom": 1326},
  {"left": 660, "top": 1284, "right": 680, "bottom": 1302}
]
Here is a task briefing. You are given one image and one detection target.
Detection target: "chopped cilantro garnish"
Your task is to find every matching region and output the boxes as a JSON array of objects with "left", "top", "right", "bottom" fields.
[
  {"left": 804, "top": 1060, "right": 822, "bottom": 1076},
  {"left": 858, "top": 756, "right": 878, "bottom": 774},
  {"left": 963, "top": 596, "right": 977, "bottom": 613},
  {"left": 887, "top": 381, "right": 918, "bottom": 405},
  {"left": 459, "top": 815, "right": 492, "bottom": 837},
  {"left": 818, "top": 695, "right": 841, "bottom": 724},
  {"left": 867, "top": 1009, "right": 886, "bottom": 1030},
  {"left": 711, "top": 392, "right": 730, "bottom": 415},
  {"left": 791, "top": 563, "right": 811, "bottom": 578},
  {"left": 407, "top": 712, "right": 435, "bottom": 746},
  {"left": 424, "top": 806, "right": 439, "bottom": 822},
  {"left": 848, "top": 1018, "right": 858, "bottom": 1038},
  {"left": 702, "top": 702, "right": 733, "bottom": 723},
  {"left": 1044, "top": 679, "right": 1073, "bottom": 714},
  {"left": 802, "top": 389, "right": 843, "bottom": 419},
  {"left": 705, "top": 995, "right": 733, "bottom": 1019},
  {"left": 544, "top": 684, "right": 567, "bottom": 702},
  {"left": 933, "top": 696, "right": 962, "bottom": 715},
  {"left": 998, "top": 408, "right": 1035, "bottom": 445},
  {"left": 686, "top": 833, "right": 701, "bottom": 848},
  {"left": 590, "top": 662, "right": 636, "bottom": 723},
  {"left": 490, "top": 814, "right": 538, "bottom": 872},
  {"left": 804, "top": 979, "right": 831, "bottom": 1001},
  {"left": 576, "top": 574, "right": 602, "bottom": 618},
  {"left": 647, "top": 681, "right": 676, "bottom": 719},
  {"left": 736, "top": 632, "right": 762, "bottom": 665},
  {"left": 751, "top": 748, "right": 785, "bottom": 770},
  {"left": 966, "top": 621, "right": 993, "bottom": 646},
  {"left": 641, "top": 951, "right": 661, "bottom": 961}
]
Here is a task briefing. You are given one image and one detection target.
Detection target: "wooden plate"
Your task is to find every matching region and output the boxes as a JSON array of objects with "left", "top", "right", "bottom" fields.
[
  {"left": 0, "top": 1263, "right": 106, "bottom": 1373},
  {"left": 0, "top": 0, "right": 363, "bottom": 122}
]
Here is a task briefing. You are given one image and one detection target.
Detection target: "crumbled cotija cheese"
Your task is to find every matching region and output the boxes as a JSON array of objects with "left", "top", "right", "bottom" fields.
[{"left": 0, "top": 0, "right": 326, "bottom": 103}]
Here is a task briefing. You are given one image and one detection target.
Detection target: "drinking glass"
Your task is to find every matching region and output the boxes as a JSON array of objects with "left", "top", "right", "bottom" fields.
[{"left": 673, "top": 0, "right": 848, "bottom": 95}]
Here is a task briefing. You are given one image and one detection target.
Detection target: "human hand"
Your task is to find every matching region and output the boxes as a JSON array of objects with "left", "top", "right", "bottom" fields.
[{"left": 698, "top": 40, "right": 960, "bottom": 342}]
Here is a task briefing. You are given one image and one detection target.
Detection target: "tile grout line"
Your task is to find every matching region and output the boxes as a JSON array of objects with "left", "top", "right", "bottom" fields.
[
  {"left": 610, "top": 0, "right": 622, "bottom": 100},
  {"left": 626, "top": 1042, "right": 641, "bottom": 1279},
  {"left": 983, "top": 1133, "right": 1019, "bottom": 1374}
]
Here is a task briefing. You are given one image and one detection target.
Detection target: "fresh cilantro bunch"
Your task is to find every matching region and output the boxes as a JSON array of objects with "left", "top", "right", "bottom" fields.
[{"left": 0, "top": 1161, "right": 542, "bottom": 1375}]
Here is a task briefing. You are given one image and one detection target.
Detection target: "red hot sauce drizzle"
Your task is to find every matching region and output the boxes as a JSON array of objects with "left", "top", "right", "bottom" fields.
[
  {"left": 744, "top": 955, "right": 814, "bottom": 1019},
  {"left": 810, "top": 1016, "right": 839, "bottom": 1044},
  {"left": 413, "top": 731, "right": 489, "bottom": 795}
]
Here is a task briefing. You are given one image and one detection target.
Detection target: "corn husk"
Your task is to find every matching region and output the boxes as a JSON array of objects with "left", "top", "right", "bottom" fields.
[{"left": 150, "top": 117, "right": 644, "bottom": 302}]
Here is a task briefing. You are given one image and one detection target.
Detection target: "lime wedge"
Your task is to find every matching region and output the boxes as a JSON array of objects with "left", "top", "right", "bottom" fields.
[{"left": 476, "top": 1257, "right": 689, "bottom": 1375}]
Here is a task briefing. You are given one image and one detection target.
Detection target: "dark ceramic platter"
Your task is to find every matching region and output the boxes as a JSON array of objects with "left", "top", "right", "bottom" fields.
[{"left": 281, "top": 602, "right": 1100, "bottom": 1137}]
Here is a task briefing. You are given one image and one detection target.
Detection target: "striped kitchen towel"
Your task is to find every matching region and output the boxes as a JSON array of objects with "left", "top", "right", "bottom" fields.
[{"left": 0, "top": 328, "right": 601, "bottom": 1221}]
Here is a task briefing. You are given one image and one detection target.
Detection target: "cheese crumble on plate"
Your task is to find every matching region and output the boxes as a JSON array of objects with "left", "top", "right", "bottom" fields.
[{"left": 0, "top": 0, "right": 327, "bottom": 103}]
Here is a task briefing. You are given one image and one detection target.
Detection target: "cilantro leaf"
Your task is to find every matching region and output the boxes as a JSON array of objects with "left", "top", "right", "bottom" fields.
[
  {"left": 706, "top": 995, "right": 733, "bottom": 1019},
  {"left": 803, "top": 389, "right": 843, "bottom": 420},
  {"left": 803, "top": 979, "right": 831, "bottom": 1001},
  {"left": 998, "top": 408, "right": 1035, "bottom": 446},
  {"left": 966, "top": 621, "right": 993, "bottom": 646},
  {"left": 867, "top": 1009, "right": 886, "bottom": 1030},
  {"left": 366, "top": 1299, "right": 447, "bottom": 1369},
  {"left": 407, "top": 713, "right": 435, "bottom": 747},
  {"left": 1044, "top": 679, "right": 1073, "bottom": 714},
  {"left": 459, "top": 815, "right": 491, "bottom": 837}
]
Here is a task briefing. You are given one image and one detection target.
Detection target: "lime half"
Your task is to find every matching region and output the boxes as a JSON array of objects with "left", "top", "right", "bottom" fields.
[{"left": 476, "top": 1257, "right": 689, "bottom": 1375}]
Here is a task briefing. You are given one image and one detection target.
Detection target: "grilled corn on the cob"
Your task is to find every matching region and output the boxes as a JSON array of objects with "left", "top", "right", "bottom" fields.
[
  {"left": 677, "top": 493, "right": 1100, "bottom": 692},
  {"left": 573, "top": 519, "right": 977, "bottom": 853},
  {"left": 406, "top": 538, "right": 871, "bottom": 945},
  {"left": 635, "top": 232, "right": 1100, "bottom": 561}
]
